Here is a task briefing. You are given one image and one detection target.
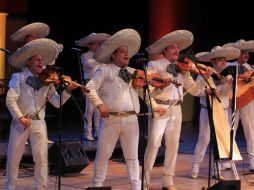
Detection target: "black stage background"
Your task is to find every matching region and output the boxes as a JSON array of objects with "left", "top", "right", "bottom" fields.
[{"left": 1, "top": 0, "right": 254, "bottom": 126}]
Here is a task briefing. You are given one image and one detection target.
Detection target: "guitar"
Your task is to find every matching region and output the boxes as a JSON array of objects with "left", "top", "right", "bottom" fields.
[{"left": 236, "top": 70, "right": 254, "bottom": 109}]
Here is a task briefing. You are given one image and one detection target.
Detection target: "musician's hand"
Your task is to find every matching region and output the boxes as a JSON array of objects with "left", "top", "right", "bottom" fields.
[
  {"left": 132, "top": 79, "right": 144, "bottom": 89},
  {"left": 19, "top": 116, "right": 32, "bottom": 129},
  {"left": 67, "top": 81, "right": 79, "bottom": 91},
  {"left": 205, "top": 87, "right": 217, "bottom": 95},
  {"left": 153, "top": 107, "right": 167, "bottom": 116},
  {"left": 239, "top": 75, "right": 251, "bottom": 82},
  {"left": 204, "top": 66, "right": 213, "bottom": 78},
  {"left": 205, "top": 88, "right": 212, "bottom": 95},
  {"left": 160, "top": 78, "right": 172, "bottom": 89},
  {"left": 98, "top": 104, "right": 109, "bottom": 118}
]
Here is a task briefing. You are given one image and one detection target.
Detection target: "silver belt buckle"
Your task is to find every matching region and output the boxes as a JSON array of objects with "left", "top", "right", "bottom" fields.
[
  {"left": 117, "top": 112, "right": 126, "bottom": 117},
  {"left": 26, "top": 113, "right": 39, "bottom": 120}
]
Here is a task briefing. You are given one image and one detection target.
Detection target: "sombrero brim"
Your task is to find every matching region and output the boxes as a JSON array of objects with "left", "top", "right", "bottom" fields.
[
  {"left": 146, "top": 30, "right": 194, "bottom": 55},
  {"left": 75, "top": 33, "right": 111, "bottom": 47},
  {"left": 10, "top": 22, "right": 50, "bottom": 42},
  {"left": 8, "top": 38, "right": 60, "bottom": 68},
  {"left": 94, "top": 29, "right": 141, "bottom": 64},
  {"left": 195, "top": 47, "right": 240, "bottom": 62},
  {"left": 223, "top": 40, "right": 254, "bottom": 52}
]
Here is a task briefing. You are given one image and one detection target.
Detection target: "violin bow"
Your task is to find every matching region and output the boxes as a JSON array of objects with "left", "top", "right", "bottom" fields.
[{"left": 166, "top": 77, "right": 204, "bottom": 111}]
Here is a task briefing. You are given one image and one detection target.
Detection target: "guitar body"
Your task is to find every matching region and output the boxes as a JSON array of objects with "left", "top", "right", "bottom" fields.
[{"left": 236, "top": 70, "right": 254, "bottom": 109}]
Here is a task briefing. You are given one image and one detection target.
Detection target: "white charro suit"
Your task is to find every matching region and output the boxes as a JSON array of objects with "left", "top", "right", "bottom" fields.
[
  {"left": 86, "top": 63, "right": 141, "bottom": 190},
  {"left": 192, "top": 75, "right": 230, "bottom": 173},
  {"left": 4, "top": 69, "right": 70, "bottom": 190},
  {"left": 229, "top": 61, "right": 254, "bottom": 169},
  {"left": 144, "top": 57, "right": 207, "bottom": 187},
  {"left": 81, "top": 51, "right": 100, "bottom": 138}
]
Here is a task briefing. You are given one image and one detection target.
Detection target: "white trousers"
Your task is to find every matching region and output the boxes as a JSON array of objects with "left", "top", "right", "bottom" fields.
[
  {"left": 84, "top": 97, "right": 100, "bottom": 136},
  {"left": 4, "top": 120, "right": 48, "bottom": 190},
  {"left": 231, "top": 101, "right": 254, "bottom": 167},
  {"left": 192, "top": 108, "right": 229, "bottom": 172},
  {"left": 93, "top": 115, "right": 141, "bottom": 190},
  {"left": 144, "top": 104, "right": 182, "bottom": 187}
]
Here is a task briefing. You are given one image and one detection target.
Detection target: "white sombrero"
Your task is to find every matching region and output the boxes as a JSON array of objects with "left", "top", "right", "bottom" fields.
[
  {"left": 223, "top": 39, "right": 254, "bottom": 52},
  {"left": 75, "top": 33, "right": 111, "bottom": 47},
  {"left": 94, "top": 29, "right": 141, "bottom": 63},
  {"left": 8, "top": 38, "right": 60, "bottom": 68},
  {"left": 146, "top": 30, "right": 194, "bottom": 55},
  {"left": 10, "top": 22, "right": 50, "bottom": 42},
  {"left": 195, "top": 46, "right": 240, "bottom": 62}
]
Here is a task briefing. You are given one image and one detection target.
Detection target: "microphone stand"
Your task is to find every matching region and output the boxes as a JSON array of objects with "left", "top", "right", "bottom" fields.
[
  {"left": 56, "top": 76, "right": 64, "bottom": 190},
  {"left": 55, "top": 73, "right": 87, "bottom": 190},
  {"left": 136, "top": 54, "right": 154, "bottom": 190},
  {"left": 73, "top": 49, "right": 86, "bottom": 144}
]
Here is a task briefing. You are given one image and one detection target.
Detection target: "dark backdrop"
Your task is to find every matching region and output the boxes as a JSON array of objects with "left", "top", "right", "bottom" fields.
[{"left": 23, "top": 0, "right": 254, "bottom": 122}]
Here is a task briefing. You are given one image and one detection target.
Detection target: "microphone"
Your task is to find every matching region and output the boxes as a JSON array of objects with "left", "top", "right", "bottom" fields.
[
  {"left": 0, "top": 48, "right": 11, "bottom": 54},
  {"left": 135, "top": 52, "right": 148, "bottom": 64},
  {"left": 71, "top": 47, "right": 83, "bottom": 52}
]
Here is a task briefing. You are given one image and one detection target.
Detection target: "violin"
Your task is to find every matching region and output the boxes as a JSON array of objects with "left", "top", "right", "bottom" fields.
[
  {"left": 178, "top": 58, "right": 227, "bottom": 81},
  {"left": 132, "top": 69, "right": 182, "bottom": 88},
  {"left": 39, "top": 68, "right": 90, "bottom": 93}
]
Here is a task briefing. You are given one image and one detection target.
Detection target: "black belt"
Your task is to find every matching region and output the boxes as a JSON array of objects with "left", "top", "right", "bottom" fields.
[
  {"left": 109, "top": 111, "right": 136, "bottom": 117},
  {"left": 155, "top": 99, "right": 181, "bottom": 106},
  {"left": 26, "top": 113, "right": 40, "bottom": 120}
]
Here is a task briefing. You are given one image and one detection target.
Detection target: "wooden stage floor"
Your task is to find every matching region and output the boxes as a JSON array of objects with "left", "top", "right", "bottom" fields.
[{"left": 0, "top": 153, "right": 253, "bottom": 190}]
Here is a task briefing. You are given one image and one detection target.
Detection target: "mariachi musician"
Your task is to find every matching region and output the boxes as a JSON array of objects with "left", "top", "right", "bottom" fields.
[
  {"left": 143, "top": 30, "right": 213, "bottom": 190},
  {"left": 223, "top": 39, "right": 254, "bottom": 172},
  {"left": 190, "top": 46, "right": 241, "bottom": 179}
]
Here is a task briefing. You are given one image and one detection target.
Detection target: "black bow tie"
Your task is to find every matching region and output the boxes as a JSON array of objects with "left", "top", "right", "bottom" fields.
[
  {"left": 26, "top": 76, "right": 43, "bottom": 90},
  {"left": 119, "top": 68, "right": 132, "bottom": 83},
  {"left": 238, "top": 65, "right": 247, "bottom": 75},
  {"left": 167, "top": 63, "right": 179, "bottom": 77}
]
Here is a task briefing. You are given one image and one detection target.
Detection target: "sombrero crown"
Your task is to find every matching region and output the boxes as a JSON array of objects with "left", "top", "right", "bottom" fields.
[
  {"left": 10, "top": 22, "right": 50, "bottom": 42},
  {"left": 223, "top": 39, "right": 254, "bottom": 52},
  {"left": 75, "top": 33, "right": 111, "bottom": 47},
  {"left": 94, "top": 29, "right": 141, "bottom": 63},
  {"left": 146, "top": 30, "right": 194, "bottom": 55},
  {"left": 195, "top": 46, "right": 240, "bottom": 62},
  {"left": 8, "top": 38, "right": 60, "bottom": 68}
]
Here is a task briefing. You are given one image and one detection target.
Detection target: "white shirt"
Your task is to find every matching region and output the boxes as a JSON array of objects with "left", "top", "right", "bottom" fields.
[
  {"left": 6, "top": 69, "right": 71, "bottom": 120},
  {"left": 85, "top": 63, "right": 139, "bottom": 113},
  {"left": 147, "top": 57, "right": 207, "bottom": 108},
  {"left": 81, "top": 50, "right": 101, "bottom": 80}
]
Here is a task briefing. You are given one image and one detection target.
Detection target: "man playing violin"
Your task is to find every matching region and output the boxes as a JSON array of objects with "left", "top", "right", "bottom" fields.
[
  {"left": 190, "top": 46, "right": 240, "bottom": 179},
  {"left": 143, "top": 30, "right": 212, "bottom": 190},
  {"left": 85, "top": 29, "right": 142, "bottom": 190},
  {"left": 10, "top": 22, "right": 63, "bottom": 145},
  {"left": 4, "top": 38, "right": 79, "bottom": 190},
  {"left": 223, "top": 39, "right": 254, "bottom": 172}
]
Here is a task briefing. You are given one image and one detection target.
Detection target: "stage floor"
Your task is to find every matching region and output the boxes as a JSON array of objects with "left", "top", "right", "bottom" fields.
[
  {"left": 0, "top": 121, "right": 252, "bottom": 189},
  {"left": 0, "top": 153, "right": 253, "bottom": 190}
]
